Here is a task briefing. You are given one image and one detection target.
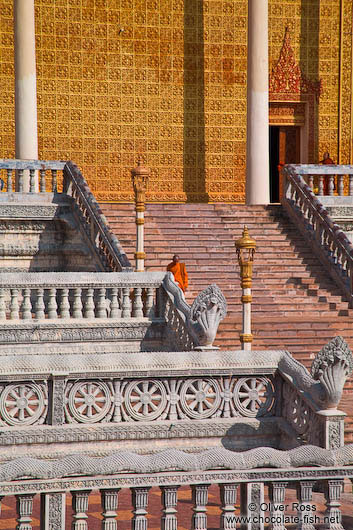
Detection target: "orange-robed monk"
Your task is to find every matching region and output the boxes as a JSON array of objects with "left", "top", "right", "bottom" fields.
[{"left": 167, "top": 255, "right": 188, "bottom": 292}]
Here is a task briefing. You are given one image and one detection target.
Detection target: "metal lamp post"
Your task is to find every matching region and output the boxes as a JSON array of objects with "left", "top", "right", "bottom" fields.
[
  {"left": 131, "top": 159, "right": 149, "bottom": 272},
  {"left": 235, "top": 226, "right": 256, "bottom": 350}
]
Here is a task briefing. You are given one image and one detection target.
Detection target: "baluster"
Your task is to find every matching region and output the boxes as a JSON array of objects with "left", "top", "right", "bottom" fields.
[
  {"left": 145, "top": 287, "right": 155, "bottom": 318},
  {"left": 323, "top": 479, "right": 344, "bottom": 529},
  {"left": 268, "top": 482, "right": 287, "bottom": 530},
  {"left": 338, "top": 175, "right": 344, "bottom": 196},
  {"left": 84, "top": 288, "right": 95, "bottom": 318},
  {"left": 22, "top": 288, "right": 32, "bottom": 320},
  {"left": 0, "top": 289, "right": 6, "bottom": 319},
  {"left": 16, "top": 494, "right": 35, "bottom": 530},
  {"left": 132, "top": 287, "right": 144, "bottom": 317},
  {"left": 100, "top": 489, "right": 119, "bottom": 530},
  {"left": 72, "top": 490, "right": 91, "bottom": 530},
  {"left": 109, "top": 287, "right": 121, "bottom": 318},
  {"left": 10, "top": 288, "right": 19, "bottom": 320},
  {"left": 191, "top": 484, "right": 209, "bottom": 530},
  {"left": 240, "top": 483, "right": 264, "bottom": 530},
  {"left": 29, "top": 169, "right": 36, "bottom": 193},
  {"left": 18, "top": 169, "right": 24, "bottom": 192},
  {"left": 73, "top": 288, "right": 83, "bottom": 318},
  {"left": 161, "top": 486, "right": 179, "bottom": 530},
  {"left": 328, "top": 175, "right": 335, "bottom": 196},
  {"left": 51, "top": 169, "right": 57, "bottom": 192},
  {"left": 40, "top": 492, "right": 66, "bottom": 530},
  {"left": 48, "top": 288, "right": 58, "bottom": 319},
  {"left": 59, "top": 288, "right": 70, "bottom": 319},
  {"left": 35, "top": 288, "right": 45, "bottom": 319},
  {"left": 318, "top": 175, "right": 324, "bottom": 195},
  {"left": 39, "top": 169, "right": 46, "bottom": 192},
  {"left": 122, "top": 287, "right": 131, "bottom": 318},
  {"left": 97, "top": 287, "right": 107, "bottom": 318},
  {"left": 308, "top": 175, "right": 314, "bottom": 190},
  {"left": 220, "top": 484, "right": 238, "bottom": 530},
  {"left": 296, "top": 481, "right": 316, "bottom": 530},
  {"left": 7, "top": 168, "right": 12, "bottom": 192},
  {"left": 349, "top": 174, "right": 353, "bottom": 196},
  {"left": 132, "top": 487, "right": 151, "bottom": 530}
]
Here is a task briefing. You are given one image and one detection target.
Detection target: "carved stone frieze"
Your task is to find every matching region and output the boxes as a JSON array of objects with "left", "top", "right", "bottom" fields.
[
  {"left": 0, "top": 417, "right": 280, "bottom": 452},
  {"left": 0, "top": 445, "right": 352, "bottom": 484},
  {"left": 63, "top": 375, "right": 276, "bottom": 424},
  {"left": 1, "top": 466, "right": 353, "bottom": 496}
]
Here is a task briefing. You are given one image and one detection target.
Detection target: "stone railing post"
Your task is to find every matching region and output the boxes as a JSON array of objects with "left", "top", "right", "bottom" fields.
[{"left": 131, "top": 159, "right": 149, "bottom": 272}]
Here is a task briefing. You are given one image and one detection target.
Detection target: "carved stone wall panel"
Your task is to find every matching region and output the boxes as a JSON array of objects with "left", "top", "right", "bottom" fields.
[{"left": 0, "top": 1, "right": 351, "bottom": 202}]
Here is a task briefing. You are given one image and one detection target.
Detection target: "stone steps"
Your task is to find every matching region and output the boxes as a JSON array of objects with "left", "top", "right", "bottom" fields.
[{"left": 101, "top": 202, "right": 353, "bottom": 439}]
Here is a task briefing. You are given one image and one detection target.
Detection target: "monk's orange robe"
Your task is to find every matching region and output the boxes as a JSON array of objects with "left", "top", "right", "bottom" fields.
[{"left": 167, "top": 262, "right": 188, "bottom": 292}]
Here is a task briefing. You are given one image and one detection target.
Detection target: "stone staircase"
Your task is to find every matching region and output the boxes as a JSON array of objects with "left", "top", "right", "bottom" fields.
[{"left": 101, "top": 202, "right": 353, "bottom": 440}]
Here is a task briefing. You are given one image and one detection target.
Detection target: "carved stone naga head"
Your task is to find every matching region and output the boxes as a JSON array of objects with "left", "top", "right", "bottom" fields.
[
  {"left": 311, "top": 336, "right": 353, "bottom": 409},
  {"left": 189, "top": 284, "right": 227, "bottom": 347}
]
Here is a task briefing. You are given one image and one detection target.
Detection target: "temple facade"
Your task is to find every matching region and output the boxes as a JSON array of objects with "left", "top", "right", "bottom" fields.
[{"left": 0, "top": 0, "right": 352, "bottom": 203}]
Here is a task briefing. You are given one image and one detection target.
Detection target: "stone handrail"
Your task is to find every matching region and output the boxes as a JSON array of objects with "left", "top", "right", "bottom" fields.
[
  {"left": 0, "top": 271, "right": 164, "bottom": 321},
  {"left": 0, "top": 159, "right": 132, "bottom": 272},
  {"left": 0, "top": 446, "right": 352, "bottom": 529},
  {"left": 282, "top": 164, "right": 353, "bottom": 306},
  {"left": 62, "top": 161, "right": 132, "bottom": 271}
]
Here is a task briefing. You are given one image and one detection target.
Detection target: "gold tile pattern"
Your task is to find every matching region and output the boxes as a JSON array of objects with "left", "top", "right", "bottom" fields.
[{"left": 0, "top": 0, "right": 352, "bottom": 202}]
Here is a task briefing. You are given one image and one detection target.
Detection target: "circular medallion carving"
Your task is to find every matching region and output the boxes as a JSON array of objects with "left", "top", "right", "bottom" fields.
[
  {"left": 233, "top": 377, "right": 274, "bottom": 417},
  {"left": 68, "top": 381, "right": 111, "bottom": 423},
  {"left": 124, "top": 380, "right": 167, "bottom": 421},
  {"left": 0, "top": 383, "right": 46, "bottom": 426},
  {"left": 282, "top": 383, "right": 309, "bottom": 435},
  {"left": 180, "top": 378, "right": 221, "bottom": 419}
]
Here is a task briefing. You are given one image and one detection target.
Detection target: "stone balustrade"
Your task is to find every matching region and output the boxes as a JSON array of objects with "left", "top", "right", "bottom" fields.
[
  {"left": 281, "top": 164, "right": 353, "bottom": 197},
  {"left": 0, "top": 271, "right": 164, "bottom": 321},
  {"left": 0, "top": 445, "right": 352, "bottom": 530},
  {"left": 0, "top": 346, "right": 347, "bottom": 460},
  {"left": 0, "top": 159, "right": 131, "bottom": 272},
  {"left": 0, "top": 159, "right": 65, "bottom": 193},
  {"left": 282, "top": 164, "right": 353, "bottom": 306}
]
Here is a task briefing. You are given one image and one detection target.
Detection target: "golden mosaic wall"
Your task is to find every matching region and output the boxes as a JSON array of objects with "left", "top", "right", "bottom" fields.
[{"left": 0, "top": 0, "right": 352, "bottom": 202}]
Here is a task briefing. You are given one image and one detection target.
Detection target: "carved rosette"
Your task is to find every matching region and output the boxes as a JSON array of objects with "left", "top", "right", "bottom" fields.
[
  {"left": 124, "top": 380, "right": 168, "bottom": 421},
  {"left": 0, "top": 382, "right": 48, "bottom": 426},
  {"left": 189, "top": 284, "right": 227, "bottom": 347},
  {"left": 180, "top": 378, "right": 221, "bottom": 419},
  {"left": 233, "top": 377, "right": 274, "bottom": 418},
  {"left": 65, "top": 381, "right": 113, "bottom": 424}
]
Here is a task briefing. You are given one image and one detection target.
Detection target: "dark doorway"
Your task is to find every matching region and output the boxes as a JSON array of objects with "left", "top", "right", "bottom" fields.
[
  {"left": 269, "top": 126, "right": 280, "bottom": 203},
  {"left": 269, "top": 125, "right": 301, "bottom": 203}
]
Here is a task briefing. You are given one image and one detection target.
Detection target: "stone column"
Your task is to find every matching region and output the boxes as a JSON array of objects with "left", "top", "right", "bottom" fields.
[
  {"left": 246, "top": 0, "right": 270, "bottom": 205},
  {"left": 14, "top": 0, "right": 38, "bottom": 190}
]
